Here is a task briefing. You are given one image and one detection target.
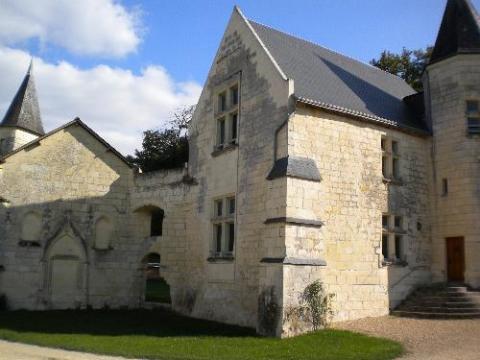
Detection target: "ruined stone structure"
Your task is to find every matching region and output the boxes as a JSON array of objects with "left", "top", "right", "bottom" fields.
[{"left": 1, "top": 0, "right": 479, "bottom": 337}]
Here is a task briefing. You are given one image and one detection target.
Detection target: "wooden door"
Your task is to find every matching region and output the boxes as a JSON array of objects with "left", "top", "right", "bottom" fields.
[{"left": 446, "top": 237, "right": 465, "bottom": 282}]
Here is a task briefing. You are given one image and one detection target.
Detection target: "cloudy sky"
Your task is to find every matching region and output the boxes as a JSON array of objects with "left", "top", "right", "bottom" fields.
[{"left": 0, "top": 0, "right": 474, "bottom": 155}]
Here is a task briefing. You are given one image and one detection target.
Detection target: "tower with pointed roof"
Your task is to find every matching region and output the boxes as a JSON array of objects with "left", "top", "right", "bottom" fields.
[
  {"left": 425, "top": 0, "right": 480, "bottom": 287},
  {"left": 0, "top": 61, "right": 45, "bottom": 156}
]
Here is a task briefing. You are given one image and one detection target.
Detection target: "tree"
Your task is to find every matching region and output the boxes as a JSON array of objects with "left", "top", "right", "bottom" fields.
[
  {"left": 128, "top": 105, "right": 195, "bottom": 172},
  {"left": 370, "top": 47, "right": 432, "bottom": 92}
]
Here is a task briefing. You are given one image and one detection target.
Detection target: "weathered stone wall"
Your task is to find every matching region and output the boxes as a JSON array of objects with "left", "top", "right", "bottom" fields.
[
  {"left": 0, "top": 128, "right": 39, "bottom": 156},
  {"left": 0, "top": 124, "right": 140, "bottom": 309},
  {"left": 182, "top": 8, "right": 291, "bottom": 331},
  {"left": 281, "top": 104, "right": 432, "bottom": 336},
  {"left": 427, "top": 54, "right": 480, "bottom": 288}
]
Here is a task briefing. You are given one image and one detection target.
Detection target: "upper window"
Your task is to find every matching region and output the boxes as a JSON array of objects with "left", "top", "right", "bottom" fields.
[
  {"left": 150, "top": 209, "right": 164, "bottom": 237},
  {"left": 214, "top": 82, "right": 240, "bottom": 151},
  {"left": 466, "top": 100, "right": 480, "bottom": 135},
  {"left": 211, "top": 195, "right": 236, "bottom": 258},
  {"left": 381, "top": 137, "right": 401, "bottom": 182}
]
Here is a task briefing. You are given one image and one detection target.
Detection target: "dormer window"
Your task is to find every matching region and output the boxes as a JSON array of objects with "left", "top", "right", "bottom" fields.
[
  {"left": 214, "top": 81, "right": 240, "bottom": 152},
  {"left": 466, "top": 100, "right": 480, "bottom": 135}
]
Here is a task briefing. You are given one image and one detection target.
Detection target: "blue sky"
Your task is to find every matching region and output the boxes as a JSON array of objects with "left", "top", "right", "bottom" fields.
[{"left": 0, "top": 0, "right": 476, "bottom": 155}]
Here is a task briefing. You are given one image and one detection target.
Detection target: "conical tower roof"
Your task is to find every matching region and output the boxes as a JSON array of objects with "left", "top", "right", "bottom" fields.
[
  {"left": 1, "top": 60, "right": 45, "bottom": 135},
  {"left": 430, "top": 0, "right": 480, "bottom": 64}
]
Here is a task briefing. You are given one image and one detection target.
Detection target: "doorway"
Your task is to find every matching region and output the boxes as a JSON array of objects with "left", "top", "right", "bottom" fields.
[{"left": 446, "top": 237, "right": 465, "bottom": 283}]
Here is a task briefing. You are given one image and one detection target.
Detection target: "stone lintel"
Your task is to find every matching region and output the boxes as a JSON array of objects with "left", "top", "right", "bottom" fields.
[
  {"left": 260, "top": 257, "right": 327, "bottom": 266},
  {"left": 264, "top": 217, "right": 323, "bottom": 228}
]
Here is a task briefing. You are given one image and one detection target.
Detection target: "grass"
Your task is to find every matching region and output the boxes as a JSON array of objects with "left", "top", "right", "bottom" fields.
[
  {"left": 0, "top": 309, "right": 403, "bottom": 360},
  {"left": 145, "top": 278, "right": 171, "bottom": 303}
]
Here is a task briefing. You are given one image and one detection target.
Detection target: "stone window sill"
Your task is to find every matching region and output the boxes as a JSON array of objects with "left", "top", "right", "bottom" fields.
[
  {"left": 382, "top": 259, "right": 408, "bottom": 267},
  {"left": 207, "top": 255, "right": 235, "bottom": 263},
  {"left": 382, "top": 177, "right": 403, "bottom": 186},
  {"left": 211, "top": 143, "right": 238, "bottom": 157}
]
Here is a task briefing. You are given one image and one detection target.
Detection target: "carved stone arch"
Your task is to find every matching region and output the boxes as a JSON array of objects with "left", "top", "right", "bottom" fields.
[{"left": 42, "top": 219, "right": 89, "bottom": 309}]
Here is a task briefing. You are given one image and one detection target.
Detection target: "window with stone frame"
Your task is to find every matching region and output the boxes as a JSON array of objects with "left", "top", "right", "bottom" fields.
[
  {"left": 381, "top": 137, "right": 401, "bottom": 181},
  {"left": 214, "top": 83, "right": 239, "bottom": 151},
  {"left": 381, "top": 214, "right": 406, "bottom": 264},
  {"left": 211, "top": 195, "right": 236, "bottom": 258},
  {"left": 466, "top": 100, "right": 480, "bottom": 135}
]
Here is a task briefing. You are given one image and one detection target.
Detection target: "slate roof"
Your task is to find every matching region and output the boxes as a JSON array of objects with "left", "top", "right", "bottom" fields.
[
  {"left": 430, "top": 0, "right": 480, "bottom": 64},
  {"left": 248, "top": 20, "right": 427, "bottom": 132},
  {"left": 1, "top": 61, "right": 45, "bottom": 135}
]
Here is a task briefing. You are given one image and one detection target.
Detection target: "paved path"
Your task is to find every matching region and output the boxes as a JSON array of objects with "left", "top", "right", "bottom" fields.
[
  {"left": 0, "top": 340, "right": 133, "bottom": 360},
  {"left": 334, "top": 316, "right": 480, "bottom": 360}
]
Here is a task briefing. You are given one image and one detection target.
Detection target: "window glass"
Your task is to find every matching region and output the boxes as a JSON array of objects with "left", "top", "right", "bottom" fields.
[
  {"left": 466, "top": 100, "right": 479, "bottom": 114},
  {"left": 391, "top": 140, "right": 399, "bottom": 155},
  {"left": 215, "top": 199, "right": 223, "bottom": 217},
  {"left": 392, "top": 158, "right": 400, "bottom": 179},
  {"left": 219, "top": 92, "right": 227, "bottom": 112},
  {"left": 467, "top": 117, "right": 480, "bottom": 134},
  {"left": 217, "top": 117, "right": 226, "bottom": 146},
  {"left": 228, "top": 198, "right": 235, "bottom": 215},
  {"left": 227, "top": 223, "right": 235, "bottom": 253},
  {"left": 395, "top": 235, "right": 403, "bottom": 260},
  {"left": 231, "top": 86, "right": 239, "bottom": 106},
  {"left": 230, "top": 113, "right": 238, "bottom": 142},
  {"left": 394, "top": 216, "right": 402, "bottom": 230},
  {"left": 382, "top": 215, "right": 389, "bottom": 230},
  {"left": 215, "top": 224, "right": 222, "bottom": 253},
  {"left": 382, "top": 234, "right": 389, "bottom": 258}
]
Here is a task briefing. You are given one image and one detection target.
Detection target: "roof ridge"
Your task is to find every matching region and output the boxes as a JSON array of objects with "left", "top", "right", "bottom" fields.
[{"left": 247, "top": 19, "right": 412, "bottom": 85}]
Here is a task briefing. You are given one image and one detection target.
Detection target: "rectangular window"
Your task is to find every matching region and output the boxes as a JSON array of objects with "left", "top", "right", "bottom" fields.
[
  {"left": 466, "top": 100, "right": 480, "bottom": 134},
  {"left": 217, "top": 117, "right": 226, "bottom": 148},
  {"left": 466, "top": 100, "right": 479, "bottom": 115},
  {"left": 230, "top": 85, "right": 239, "bottom": 106},
  {"left": 442, "top": 178, "right": 448, "bottom": 196},
  {"left": 230, "top": 113, "right": 238, "bottom": 143},
  {"left": 214, "top": 83, "right": 240, "bottom": 152},
  {"left": 382, "top": 213, "right": 406, "bottom": 264},
  {"left": 211, "top": 195, "right": 236, "bottom": 258},
  {"left": 382, "top": 234, "right": 389, "bottom": 258},
  {"left": 218, "top": 92, "right": 227, "bottom": 112},
  {"left": 467, "top": 117, "right": 480, "bottom": 134},
  {"left": 227, "top": 223, "right": 235, "bottom": 253},
  {"left": 382, "top": 137, "right": 401, "bottom": 181}
]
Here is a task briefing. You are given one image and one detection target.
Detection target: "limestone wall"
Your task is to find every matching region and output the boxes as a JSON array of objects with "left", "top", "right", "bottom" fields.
[
  {"left": 281, "top": 104, "right": 432, "bottom": 335},
  {"left": 427, "top": 55, "right": 480, "bottom": 288},
  {"left": 0, "top": 124, "right": 140, "bottom": 309}
]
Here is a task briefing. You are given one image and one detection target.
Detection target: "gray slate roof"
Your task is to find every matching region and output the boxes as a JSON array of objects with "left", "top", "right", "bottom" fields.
[
  {"left": 430, "top": 0, "right": 480, "bottom": 64},
  {"left": 1, "top": 62, "right": 45, "bottom": 135},
  {"left": 249, "top": 20, "right": 425, "bottom": 130}
]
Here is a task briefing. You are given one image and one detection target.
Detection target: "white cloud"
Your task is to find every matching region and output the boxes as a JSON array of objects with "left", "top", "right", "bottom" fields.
[
  {"left": 0, "top": 47, "right": 202, "bottom": 155},
  {"left": 0, "top": 0, "right": 141, "bottom": 57}
]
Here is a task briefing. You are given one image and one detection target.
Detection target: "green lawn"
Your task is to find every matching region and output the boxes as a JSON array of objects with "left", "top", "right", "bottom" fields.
[{"left": 0, "top": 309, "right": 403, "bottom": 360}]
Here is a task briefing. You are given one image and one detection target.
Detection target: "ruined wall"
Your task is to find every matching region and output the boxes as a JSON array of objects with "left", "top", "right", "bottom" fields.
[
  {"left": 183, "top": 8, "right": 290, "bottom": 331},
  {"left": 281, "top": 104, "right": 432, "bottom": 336},
  {"left": 0, "top": 124, "right": 140, "bottom": 309},
  {"left": 427, "top": 55, "right": 480, "bottom": 288}
]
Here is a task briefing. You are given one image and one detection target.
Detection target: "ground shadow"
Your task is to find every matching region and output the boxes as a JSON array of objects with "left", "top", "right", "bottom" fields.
[{"left": 0, "top": 309, "right": 256, "bottom": 338}]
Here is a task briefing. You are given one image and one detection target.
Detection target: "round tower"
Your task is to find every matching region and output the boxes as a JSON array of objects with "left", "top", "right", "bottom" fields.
[{"left": 425, "top": 0, "right": 480, "bottom": 287}]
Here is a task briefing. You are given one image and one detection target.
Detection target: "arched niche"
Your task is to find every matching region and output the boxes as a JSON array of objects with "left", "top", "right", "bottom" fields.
[
  {"left": 94, "top": 216, "right": 114, "bottom": 250},
  {"left": 21, "top": 211, "right": 42, "bottom": 241}
]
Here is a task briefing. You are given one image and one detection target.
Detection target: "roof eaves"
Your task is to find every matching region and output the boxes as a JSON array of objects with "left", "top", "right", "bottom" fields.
[
  {"left": 295, "top": 96, "right": 431, "bottom": 137},
  {"left": 234, "top": 7, "right": 288, "bottom": 81}
]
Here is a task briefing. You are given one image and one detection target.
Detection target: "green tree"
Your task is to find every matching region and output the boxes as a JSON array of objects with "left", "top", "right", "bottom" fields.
[
  {"left": 128, "top": 105, "right": 195, "bottom": 172},
  {"left": 370, "top": 47, "right": 432, "bottom": 91}
]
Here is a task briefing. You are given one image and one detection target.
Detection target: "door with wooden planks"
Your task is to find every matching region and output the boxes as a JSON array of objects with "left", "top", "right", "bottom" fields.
[{"left": 446, "top": 237, "right": 465, "bottom": 283}]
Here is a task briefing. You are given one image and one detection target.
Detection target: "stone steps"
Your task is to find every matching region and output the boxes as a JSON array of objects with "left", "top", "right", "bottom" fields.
[{"left": 392, "top": 285, "right": 480, "bottom": 319}]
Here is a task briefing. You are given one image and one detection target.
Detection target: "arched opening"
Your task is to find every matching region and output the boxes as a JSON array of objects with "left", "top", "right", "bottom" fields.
[
  {"left": 21, "top": 211, "right": 42, "bottom": 241},
  {"left": 134, "top": 205, "right": 165, "bottom": 238},
  {"left": 94, "top": 216, "right": 113, "bottom": 250},
  {"left": 142, "top": 252, "right": 171, "bottom": 304}
]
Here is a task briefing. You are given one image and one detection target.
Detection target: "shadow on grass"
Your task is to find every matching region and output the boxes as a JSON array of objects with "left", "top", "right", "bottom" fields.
[{"left": 0, "top": 309, "right": 256, "bottom": 338}]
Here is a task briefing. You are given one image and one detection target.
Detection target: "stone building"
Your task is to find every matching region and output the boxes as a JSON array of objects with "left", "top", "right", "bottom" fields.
[{"left": 1, "top": 0, "right": 479, "bottom": 337}]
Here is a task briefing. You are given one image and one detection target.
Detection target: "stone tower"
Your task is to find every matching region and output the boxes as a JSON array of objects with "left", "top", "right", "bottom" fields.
[
  {"left": 425, "top": 0, "right": 480, "bottom": 287},
  {"left": 0, "top": 61, "right": 45, "bottom": 156}
]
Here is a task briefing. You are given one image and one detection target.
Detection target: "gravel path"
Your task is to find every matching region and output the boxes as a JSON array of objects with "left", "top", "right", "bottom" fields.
[
  {"left": 0, "top": 340, "right": 133, "bottom": 360},
  {"left": 334, "top": 316, "right": 480, "bottom": 360}
]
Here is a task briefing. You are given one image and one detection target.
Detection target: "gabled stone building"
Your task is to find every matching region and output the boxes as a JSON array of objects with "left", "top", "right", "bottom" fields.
[{"left": 1, "top": 0, "right": 479, "bottom": 337}]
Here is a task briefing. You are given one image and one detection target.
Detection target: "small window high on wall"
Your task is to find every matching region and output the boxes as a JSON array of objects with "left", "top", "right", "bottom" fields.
[{"left": 151, "top": 209, "right": 164, "bottom": 237}]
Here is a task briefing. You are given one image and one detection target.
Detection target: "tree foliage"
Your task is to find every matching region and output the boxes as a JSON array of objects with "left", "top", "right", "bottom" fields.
[
  {"left": 127, "top": 105, "right": 195, "bottom": 172},
  {"left": 370, "top": 47, "right": 432, "bottom": 91}
]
